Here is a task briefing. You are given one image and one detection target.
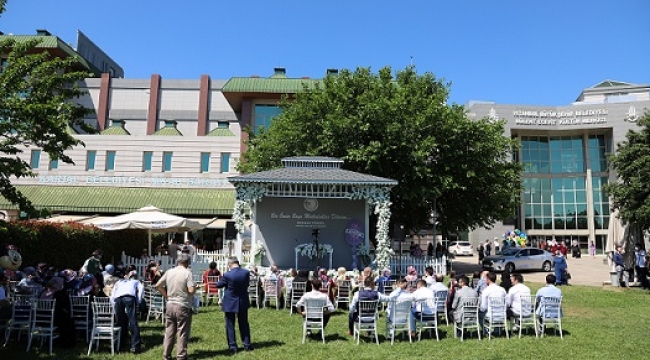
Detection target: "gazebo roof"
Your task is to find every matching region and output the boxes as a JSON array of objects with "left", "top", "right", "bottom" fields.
[{"left": 228, "top": 157, "right": 397, "bottom": 186}]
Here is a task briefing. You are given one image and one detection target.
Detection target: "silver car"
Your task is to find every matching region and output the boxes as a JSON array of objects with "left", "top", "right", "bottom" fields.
[{"left": 482, "top": 247, "right": 554, "bottom": 272}]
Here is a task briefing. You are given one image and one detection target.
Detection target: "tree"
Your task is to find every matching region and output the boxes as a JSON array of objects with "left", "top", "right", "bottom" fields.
[
  {"left": 1, "top": 4, "right": 94, "bottom": 215},
  {"left": 605, "top": 112, "right": 650, "bottom": 234},
  {"left": 239, "top": 66, "right": 522, "bottom": 238}
]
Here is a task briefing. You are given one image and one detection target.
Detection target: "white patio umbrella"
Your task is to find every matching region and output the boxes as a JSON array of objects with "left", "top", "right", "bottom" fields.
[
  {"left": 92, "top": 205, "right": 204, "bottom": 255},
  {"left": 606, "top": 208, "right": 626, "bottom": 269}
]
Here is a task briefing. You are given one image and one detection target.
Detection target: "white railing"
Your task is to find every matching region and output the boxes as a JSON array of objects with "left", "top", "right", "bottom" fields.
[
  {"left": 122, "top": 250, "right": 252, "bottom": 278},
  {"left": 194, "top": 249, "right": 251, "bottom": 264},
  {"left": 389, "top": 255, "right": 448, "bottom": 276}
]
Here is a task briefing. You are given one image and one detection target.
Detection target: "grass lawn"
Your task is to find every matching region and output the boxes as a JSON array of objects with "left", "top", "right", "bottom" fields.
[{"left": 3, "top": 283, "right": 648, "bottom": 360}]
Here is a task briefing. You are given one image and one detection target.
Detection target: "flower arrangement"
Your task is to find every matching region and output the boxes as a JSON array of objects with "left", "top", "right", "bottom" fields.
[
  {"left": 296, "top": 243, "right": 333, "bottom": 260},
  {"left": 327, "top": 269, "right": 337, "bottom": 278},
  {"left": 252, "top": 243, "right": 265, "bottom": 264}
]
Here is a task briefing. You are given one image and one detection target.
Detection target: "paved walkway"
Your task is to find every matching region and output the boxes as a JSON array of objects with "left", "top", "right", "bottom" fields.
[{"left": 450, "top": 254, "right": 612, "bottom": 286}]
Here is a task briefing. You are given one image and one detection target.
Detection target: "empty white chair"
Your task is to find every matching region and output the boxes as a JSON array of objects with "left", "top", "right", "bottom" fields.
[
  {"left": 290, "top": 281, "right": 307, "bottom": 316},
  {"left": 434, "top": 290, "right": 449, "bottom": 326},
  {"left": 302, "top": 299, "right": 326, "bottom": 344},
  {"left": 454, "top": 297, "right": 481, "bottom": 341},
  {"left": 512, "top": 294, "right": 537, "bottom": 338},
  {"left": 335, "top": 281, "right": 351, "bottom": 309},
  {"left": 26, "top": 299, "right": 59, "bottom": 355},
  {"left": 415, "top": 298, "right": 439, "bottom": 341},
  {"left": 538, "top": 296, "right": 563, "bottom": 339},
  {"left": 4, "top": 294, "right": 34, "bottom": 347},
  {"left": 284, "top": 277, "right": 294, "bottom": 309},
  {"left": 248, "top": 277, "right": 261, "bottom": 309},
  {"left": 88, "top": 300, "right": 121, "bottom": 355},
  {"left": 145, "top": 285, "right": 165, "bottom": 324},
  {"left": 484, "top": 297, "right": 509, "bottom": 340},
  {"left": 69, "top": 295, "right": 91, "bottom": 343},
  {"left": 263, "top": 279, "right": 280, "bottom": 309},
  {"left": 386, "top": 300, "right": 412, "bottom": 345},
  {"left": 353, "top": 300, "right": 379, "bottom": 345}
]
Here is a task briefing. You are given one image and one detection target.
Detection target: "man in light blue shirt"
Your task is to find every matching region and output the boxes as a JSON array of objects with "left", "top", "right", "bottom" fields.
[
  {"left": 634, "top": 243, "right": 648, "bottom": 290},
  {"left": 111, "top": 269, "right": 145, "bottom": 353},
  {"left": 535, "top": 274, "right": 562, "bottom": 319}
]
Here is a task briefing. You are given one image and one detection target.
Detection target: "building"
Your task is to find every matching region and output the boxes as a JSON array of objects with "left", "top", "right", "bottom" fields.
[
  {"left": 467, "top": 80, "right": 650, "bottom": 253},
  {"left": 0, "top": 29, "right": 123, "bottom": 77}
]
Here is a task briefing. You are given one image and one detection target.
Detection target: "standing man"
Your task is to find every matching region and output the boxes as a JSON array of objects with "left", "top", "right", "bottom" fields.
[
  {"left": 613, "top": 245, "right": 625, "bottom": 287},
  {"left": 216, "top": 256, "right": 252, "bottom": 355},
  {"left": 156, "top": 254, "right": 196, "bottom": 360},
  {"left": 111, "top": 268, "right": 144, "bottom": 354},
  {"left": 634, "top": 243, "right": 649, "bottom": 290},
  {"left": 493, "top": 237, "right": 500, "bottom": 255}
]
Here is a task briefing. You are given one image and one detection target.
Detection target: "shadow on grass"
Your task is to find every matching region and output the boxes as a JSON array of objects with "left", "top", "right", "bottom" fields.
[{"left": 192, "top": 340, "right": 284, "bottom": 358}]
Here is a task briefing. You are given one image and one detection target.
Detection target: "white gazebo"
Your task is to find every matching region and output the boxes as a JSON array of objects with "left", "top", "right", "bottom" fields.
[{"left": 228, "top": 157, "right": 398, "bottom": 270}]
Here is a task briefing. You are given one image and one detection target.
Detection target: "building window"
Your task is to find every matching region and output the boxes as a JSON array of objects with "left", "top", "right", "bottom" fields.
[
  {"left": 220, "top": 152, "right": 230, "bottom": 173},
  {"left": 254, "top": 104, "right": 282, "bottom": 134},
  {"left": 217, "top": 121, "right": 229, "bottom": 129},
  {"left": 164, "top": 120, "right": 177, "bottom": 128},
  {"left": 86, "top": 150, "right": 96, "bottom": 171},
  {"left": 200, "top": 152, "right": 210, "bottom": 173},
  {"left": 163, "top": 152, "right": 173, "bottom": 172},
  {"left": 142, "top": 151, "right": 153, "bottom": 172},
  {"left": 105, "top": 151, "right": 116, "bottom": 171},
  {"left": 49, "top": 158, "right": 58, "bottom": 170},
  {"left": 30, "top": 150, "right": 41, "bottom": 169}
]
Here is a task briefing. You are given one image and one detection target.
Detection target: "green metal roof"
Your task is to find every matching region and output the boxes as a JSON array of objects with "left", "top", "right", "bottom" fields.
[
  {"left": 101, "top": 125, "right": 130, "bottom": 135},
  {"left": 222, "top": 77, "right": 320, "bottom": 93},
  {"left": 0, "top": 35, "right": 101, "bottom": 75},
  {"left": 153, "top": 127, "right": 183, "bottom": 136},
  {"left": 206, "top": 128, "right": 235, "bottom": 136},
  {"left": 0, "top": 185, "right": 235, "bottom": 216}
]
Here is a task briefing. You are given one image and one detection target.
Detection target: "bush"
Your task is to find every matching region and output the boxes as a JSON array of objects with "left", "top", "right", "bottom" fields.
[{"left": 0, "top": 220, "right": 148, "bottom": 270}]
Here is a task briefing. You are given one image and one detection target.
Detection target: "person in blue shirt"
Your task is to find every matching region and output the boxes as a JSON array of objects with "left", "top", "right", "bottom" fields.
[
  {"left": 613, "top": 246, "right": 625, "bottom": 287},
  {"left": 535, "top": 274, "right": 563, "bottom": 319},
  {"left": 634, "top": 243, "right": 648, "bottom": 290},
  {"left": 553, "top": 251, "right": 568, "bottom": 285}
]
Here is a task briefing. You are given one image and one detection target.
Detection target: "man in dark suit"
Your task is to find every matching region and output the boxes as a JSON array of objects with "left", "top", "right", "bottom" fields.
[{"left": 216, "top": 256, "right": 252, "bottom": 355}]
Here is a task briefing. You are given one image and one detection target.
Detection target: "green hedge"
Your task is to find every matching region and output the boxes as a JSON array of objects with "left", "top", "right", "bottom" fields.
[{"left": 0, "top": 220, "right": 148, "bottom": 270}]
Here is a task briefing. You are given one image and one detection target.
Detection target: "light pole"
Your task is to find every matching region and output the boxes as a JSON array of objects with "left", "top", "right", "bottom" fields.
[{"left": 427, "top": 149, "right": 440, "bottom": 256}]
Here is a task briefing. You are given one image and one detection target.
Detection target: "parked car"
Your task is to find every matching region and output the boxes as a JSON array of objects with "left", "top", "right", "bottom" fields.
[
  {"left": 449, "top": 241, "right": 474, "bottom": 256},
  {"left": 482, "top": 247, "right": 554, "bottom": 272}
]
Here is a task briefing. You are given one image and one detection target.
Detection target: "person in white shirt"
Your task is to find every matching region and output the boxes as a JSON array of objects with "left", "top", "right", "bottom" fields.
[
  {"left": 423, "top": 266, "right": 436, "bottom": 288},
  {"left": 479, "top": 272, "right": 506, "bottom": 330},
  {"left": 386, "top": 278, "right": 415, "bottom": 334},
  {"left": 506, "top": 273, "right": 531, "bottom": 321},
  {"left": 410, "top": 280, "right": 435, "bottom": 331},
  {"left": 430, "top": 274, "right": 448, "bottom": 293},
  {"left": 296, "top": 279, "right": 335, "bottom": 336},
  {"left": 110, "top": 269, "right": 145, "bottom": 353}
]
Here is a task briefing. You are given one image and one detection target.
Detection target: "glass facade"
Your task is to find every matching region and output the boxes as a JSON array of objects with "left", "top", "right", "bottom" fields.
[
  {"left": 521, "top": 134, "right": 609, "bottom": 237},
  {"left": 254, "top": 104, "right": 282, "bottom": 134}
]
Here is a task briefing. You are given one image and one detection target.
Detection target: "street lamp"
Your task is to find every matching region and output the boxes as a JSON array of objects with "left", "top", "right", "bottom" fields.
[{"left": 427, "top": 149, "right": 440, "bottom": 253}]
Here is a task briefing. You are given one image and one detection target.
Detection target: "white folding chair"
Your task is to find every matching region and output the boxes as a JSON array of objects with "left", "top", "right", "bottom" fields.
[
  {"left": 382, "top": 280, "right": 396, "bottom": 296},
  {"left": 88, "top": 300, "right": 121, "bottom": 355},
  {"left": 302, "top": 299, "right": 326, "bottom": 344},
  {"left": 146, "top": 285, "right": 165, "bottom": 324},
  {"left": 69, "top": 295, "right": 91, "bottom": 343},
  {"left": 335, "top": 281, "right": 351, "bottom": 309},
  {"left": 385, "top": 300, "right": 412, "bottom": 345},
  {"left": 434, "top": 290, "right": 449, "bottom": 326},
  {"left": 415, "top": 298, "right": 439, "bottom": 341},
  {"left": 4, "top": 294, "right": 34, "bottom": 347},
  {"left": 26, "top": 299, "right": 59, "bottom": 355},
  {"left": 538, "top": 296, "right": 563, "bottom": 339},
  {"left": 484, "top": 297, "right": 509, "bottom": 340},
  {"left": 204, "top": 275, "right": 221, "bottom": 306},
  {"left": 454, "top": 297, "right": 481, "bottom": 341},
  {"left": 512, "top": 294, "right": 538, "bottom": 338},
  {"left": 284, "top": 278, "right": 293, "bottom": 309},
  {"left": 263, "top": 279, "right": 280, "bottom": 309},
  {"left": 290, "top": 281, "right": 307, "bottom": 316},
  {"left": 353, "top": 300, "right": 379, "bottom": 345},
  {"left": 248, "top": 277, "right": 261, "bottom": 309}
]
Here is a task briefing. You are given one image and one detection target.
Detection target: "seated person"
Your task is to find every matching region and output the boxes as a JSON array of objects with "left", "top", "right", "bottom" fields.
[
  {"left": 430, "top": 274, "right": 448, "bottom": 293},
  {"left": 479, "top": 272, "right": 506, "bottom": 329},
  {"left": 203, "top": 261, "right": 222, "bottom": 305},
  {"left": 385, "top": 278, "right": 415, "bottom": 335},
  {"left": 16, "top": 266, "right": 43, "bottom": 295},
  {"left": 423, "top": 266, "right": 435, "bottom": 288},
  {"left": 295, "top": 279, "right": 335, "bottom": 336},
  {"left": 293, "top": 270, "right": 312, "bottom": 293},
  {"left": 404, "top": 266, "right": 418, "bottom": 282},
  {"left": 535, "top": 274, "right": 563, "bottom": 321},
  {"left": 358, "top": 267, "right": 374, "bottom": 284},
  {"left": 506, "top": 273, "right": 531, "bottom": 322},
  {"left": 263, "top": 264, "right": 284, "bottom": 304},
  {"left": 451, "top": 275, "right": 478, "bottom": 324},
  {"left": 347, "top": 277, "right": 397, "bottom": 336},
  {"left": 410, "top": 280, "right": 435, "bottom": 331},
  {"left": 375, "top": 268, "right": 391, "bottom": 294}
]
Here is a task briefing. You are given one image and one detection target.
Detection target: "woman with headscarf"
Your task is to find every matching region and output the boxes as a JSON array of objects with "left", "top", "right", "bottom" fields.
[
  {"left": 404, "top": 266, "right": 418, "bottom": 282},
  {"left": 40, "top": 276, "right": 76, "bottom": 348},
  {"left": 553, "top": 250, "right": 568, "bottom": 285}
]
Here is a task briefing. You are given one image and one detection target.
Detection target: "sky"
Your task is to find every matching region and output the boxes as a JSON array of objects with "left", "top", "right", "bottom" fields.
[{"left": 2, "top": 0, "right": 649, "bottom": 106}]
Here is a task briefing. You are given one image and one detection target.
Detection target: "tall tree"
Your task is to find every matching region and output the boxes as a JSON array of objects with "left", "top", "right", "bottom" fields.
[
  {"left": 605, "top": 112, "right": 650, "bottom": 233},
  {"left": 1, "top": 4, "right": 94, "bottom": 214},
  {"left": 239, "top": 66, "right": 522, "bottom": 238}
]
